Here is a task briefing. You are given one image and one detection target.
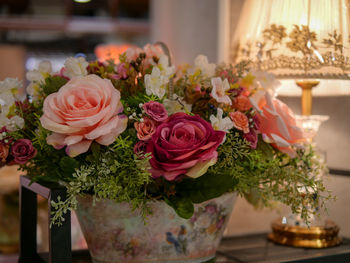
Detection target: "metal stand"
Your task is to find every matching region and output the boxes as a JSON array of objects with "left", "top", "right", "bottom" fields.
[{"left": 18, "top": 176, "right": 71, "bottom": 263}]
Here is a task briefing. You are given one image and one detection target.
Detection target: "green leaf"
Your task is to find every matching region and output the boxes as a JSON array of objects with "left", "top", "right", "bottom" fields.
[
  {"left": 91, "top": 142, "right": 101, "bottom": 159},
  {"left": 59, "top": 156, "right": 80, "bottom": 178},
  {"left": 164, "top": 196, "right": 194, "bottom": 219},
  {"left": 42, "top": 76, "right": 68, "bottom": 96},
  {"left": 176, "top": 173, "right": 237, "bottom": 204}
]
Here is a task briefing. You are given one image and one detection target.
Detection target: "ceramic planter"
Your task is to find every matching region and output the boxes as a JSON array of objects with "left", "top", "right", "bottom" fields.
[{"left": 75, "top": 192, "right": 236, "bottom": 263}]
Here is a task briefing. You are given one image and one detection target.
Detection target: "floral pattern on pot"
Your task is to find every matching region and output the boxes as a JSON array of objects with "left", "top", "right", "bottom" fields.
[{"left": 75, "top": 192, "right": 236, "bottom": 263}]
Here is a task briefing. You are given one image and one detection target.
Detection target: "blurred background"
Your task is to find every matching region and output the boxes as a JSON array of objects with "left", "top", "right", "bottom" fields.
[{"left": 0, "top": 0, "right": 349, "bottom": 254}]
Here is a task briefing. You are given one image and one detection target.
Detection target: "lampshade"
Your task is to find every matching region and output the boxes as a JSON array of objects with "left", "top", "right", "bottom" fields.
[{"left": 231, "top": 0, "right": 350, "bottom": 82}]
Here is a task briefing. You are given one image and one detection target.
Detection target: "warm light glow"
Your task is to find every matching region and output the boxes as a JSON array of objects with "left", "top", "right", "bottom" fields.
[
  {"left": 74, "top": 0, "right": 91, "bottom": 3},
  {"left": 95, "top": 44, "right": 132, "bottom": 64}
]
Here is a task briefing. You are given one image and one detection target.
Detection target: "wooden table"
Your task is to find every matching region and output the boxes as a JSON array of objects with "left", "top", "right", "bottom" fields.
[{"left": 1, "top": 233, "right": 350, "bottom": 263}]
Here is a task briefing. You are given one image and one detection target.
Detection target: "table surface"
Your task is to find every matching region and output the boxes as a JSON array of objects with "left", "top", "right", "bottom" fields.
[{"left": 1, "top": 233, "right": 350, "bottom": 263}]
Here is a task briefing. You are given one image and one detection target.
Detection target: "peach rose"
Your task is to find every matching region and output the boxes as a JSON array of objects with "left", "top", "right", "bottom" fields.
[
  {"left": 134, "top": 117, "right": 157, "bottom": 141},
  {"left": 40, "top": 74, "right": 127, "bottom": 157},
  {"left": 233, "top": 95, "right": 252, "bottom": 112},
  {"left": 229, "top": 111, "right": 249, "bottom": 133},
  {"left": 257, "top": 92, "right": 306, "bottom": 157}
]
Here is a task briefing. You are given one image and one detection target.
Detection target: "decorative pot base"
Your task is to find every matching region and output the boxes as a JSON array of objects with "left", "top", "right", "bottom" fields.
[{"left": 76, "top": 193, "right": 236, "bottom": 263}]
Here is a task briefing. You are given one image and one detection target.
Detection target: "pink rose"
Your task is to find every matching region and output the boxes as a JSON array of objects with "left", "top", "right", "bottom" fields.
[
  {"left": 40, "top": 74, "right": 127, "bottom": 157},
  {"left": 257, "top": 93, "right": 306, "bottom": 157},
  {"left": 146, "top": 113, "right": 225, "bottom": 181},
  {"left": 11, "top": 139, "right": 37, "bottom": 164},
  {"left": 134, "top": 117, "right": 157, "bottom": 141},
  {"left": 143, "top": 101, "right": 168, "bottom": 122}
]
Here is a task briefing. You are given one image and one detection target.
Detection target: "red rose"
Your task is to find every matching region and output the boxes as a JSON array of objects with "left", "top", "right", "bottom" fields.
[
  {"left": 11, "top": 139, "right": 37, "bottom": 164},
  {"left": 146, "top": 113, "right": 225, "bottom": 181}
]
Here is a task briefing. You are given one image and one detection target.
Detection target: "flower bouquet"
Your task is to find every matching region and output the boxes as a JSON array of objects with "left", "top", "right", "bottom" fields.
[{"left": 0, "top": 43, "right": 329, "bottom": 263}]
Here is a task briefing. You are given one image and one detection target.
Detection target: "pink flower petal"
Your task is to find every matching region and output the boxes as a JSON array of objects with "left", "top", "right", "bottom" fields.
[
  {"left": 40, "top": 115, "right": 81, "bottom": 134},
  {"left": 65, "top": 140, "right": 92, "bottom": 157},
  {"left": 149, "top": 168, "right": 185, "bottom": 181},
  {"left": 46, "top": 133, "right": 66, "bottom": 150},
  {"left": 64, "top": 135, "right": 84, "bottom": 146},
  {"left": 86, "top": 115, "right": 121, "bottom": 141},
  {"left": 95, "top": 116, "right": 128, "bottom": 145}
]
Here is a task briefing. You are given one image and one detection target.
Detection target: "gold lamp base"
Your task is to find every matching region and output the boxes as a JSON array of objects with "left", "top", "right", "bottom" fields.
[
  {"left": 268, "top": 218, "right": 342, "bottom": 248},
  {"left": 295, "top": 80, "right": 320, "bottom": 116}
]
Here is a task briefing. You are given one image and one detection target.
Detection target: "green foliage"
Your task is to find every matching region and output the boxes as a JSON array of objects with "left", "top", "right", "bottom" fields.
[
  {"left": 164, "top": 195, "right": 194, "bottom": 219},
  {"left": 42, "top": 76, "right": 68, "bottom": 96},
  {"left": 59, "top": 157, "right": 80, "bottom": 178},
  {"left": 50, "top": 135, "right": 153, "bottom": 226},
  {"left": 176, "top": 173, "right": 237, "bottom": 204},
  {"left": 161, "top": 132, "right": 330, "bottom": 224}
]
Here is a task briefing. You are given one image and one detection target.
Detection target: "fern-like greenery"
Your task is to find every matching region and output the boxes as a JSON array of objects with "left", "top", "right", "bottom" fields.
[{"left": 51, "top": 135, "right": 152, "bottom": 226}]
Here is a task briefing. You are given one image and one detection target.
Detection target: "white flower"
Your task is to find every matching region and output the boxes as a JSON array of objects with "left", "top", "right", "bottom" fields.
[
  {"left": 210, "top": 108, "right": 233, "bottom": 132},
  {"left": 0, "top": 92, "right": 15, "bottom": 116},
  {"left": 145, "top": 67, "right": 167, "bottom": 99},
  {"left": 210, "top": 77, "right": 232, "bottom": 105},
  {"left": 0, "top": 78, "right": 24, "bottom": 131},
  {"left": 0, "top": 78, "right": 22, "bottom": 95},
  {"left": 1, "top": 115, "right": 25, "bottom": 131},
  {"left": 64, "top": 57, "right": 89, "bottom": 79},
  {"left": 194, "top": 55, "right": 216, "bottom": 77},
  {"left": 26, "top": 61, "right": 52, "bottom": 83},
  {"left": 26, "top": 60, "right": 52, "bottom": 99},
  {"left": 144, "top": 55, "right": 175, "bottom": 99},
  {"left": 250, "top": 70, "right": 281, "bottom": 105},
  {"left": 0, "top": 78, "right": 23, "bottom": 116},
  {"left": 158, "top": 55, "right": 175, "bottom": 78},
  {"left": 163, "top": 94, "right": 192, "bottom": 114}
]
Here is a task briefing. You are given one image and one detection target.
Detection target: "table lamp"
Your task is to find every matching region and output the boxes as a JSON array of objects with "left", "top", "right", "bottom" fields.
[{"left": 231, "top": 0, "right": 350, "bottom": 248}]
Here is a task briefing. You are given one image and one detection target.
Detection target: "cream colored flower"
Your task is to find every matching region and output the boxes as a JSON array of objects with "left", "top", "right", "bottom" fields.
[
  {"left": 0, "top": 92, "right": 14, "bottom": 116},
  {"left": 210, "top": 108, "right": 233, "bottom": 132},
  {"left": 0, "top": 78, "right": 23, "bottom": 118},
  {"left": 1, "top": 115, "right": 25, "bottom": 131},
  {"left": 144, "top": 55, "right": 174, "bottom": 99},
  {"left": 26, "top": 60, "right": 52, "bottom": 99},
  {"left": 64, "top": 57, "right": 89, "bottom": 79},
  {"left": 194, "top": 55, "right": 216, "bottom": 77},
  {"left": 0, "top": 78, "right": 22, "bottom": 95},
  {"left": 158, "top": 55, "right": 175, "bottom": 79},
  {"left": 210, "top": 77, "right": 232, "bottom": 105},
  {"left": 163, "top": 94, "right": 192, "bottom": 114},
  {"left": 145, "top": 67, "right": 167, "bottom": 99}
]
